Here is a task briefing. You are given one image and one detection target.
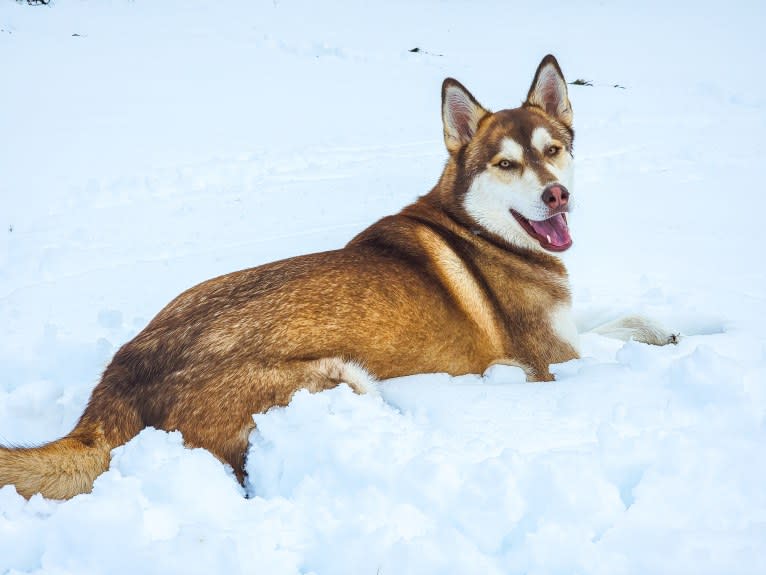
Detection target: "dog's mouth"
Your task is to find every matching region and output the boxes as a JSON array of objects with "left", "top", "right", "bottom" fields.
[{"left": 511, "top": 210, "right": 572, "bottom": 252}]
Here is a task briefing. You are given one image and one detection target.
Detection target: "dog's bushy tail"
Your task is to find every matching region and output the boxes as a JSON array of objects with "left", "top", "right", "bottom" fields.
[
  {"left": 1, "top": 361, "right": 148, "bottom": 500},
  {"left": 0, "top": 420, "right": 115, "bottom": 500}
]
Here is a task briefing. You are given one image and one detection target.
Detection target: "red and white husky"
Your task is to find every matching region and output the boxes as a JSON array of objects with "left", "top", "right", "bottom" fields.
[{"left": 0, "top": 55, "right": 676, "bottom": 500}]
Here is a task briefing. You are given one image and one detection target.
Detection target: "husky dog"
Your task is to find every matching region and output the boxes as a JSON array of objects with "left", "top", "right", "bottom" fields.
[{"left": 0, "top": 55, "right": 675, "bottom": 500}]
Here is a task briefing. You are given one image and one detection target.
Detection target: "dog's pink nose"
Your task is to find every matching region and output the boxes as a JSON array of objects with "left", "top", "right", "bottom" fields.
[{"left": 542, "top": 184, "right": 569, "bottom": 209}]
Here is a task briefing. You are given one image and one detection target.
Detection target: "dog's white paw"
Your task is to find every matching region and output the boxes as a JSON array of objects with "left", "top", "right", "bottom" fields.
[{"left": 592, "top": 315, "right": 680, "bottom": 346}]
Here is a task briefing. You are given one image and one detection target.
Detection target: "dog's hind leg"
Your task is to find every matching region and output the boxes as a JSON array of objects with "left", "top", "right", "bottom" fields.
[
  {"left": 591, "top": 315, "right": 679, "bottom": 346},
  {"left": 166, "top": 357, "right": 377, "bottom": 483}
]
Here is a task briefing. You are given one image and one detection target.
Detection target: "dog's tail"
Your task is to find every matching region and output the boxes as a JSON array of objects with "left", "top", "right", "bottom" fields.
[
  {"left": 0, "top": 383, "right": 143, "bottom": 500},
  {"left": 0, "top": 419, "right": 116, "bottom": 500}
]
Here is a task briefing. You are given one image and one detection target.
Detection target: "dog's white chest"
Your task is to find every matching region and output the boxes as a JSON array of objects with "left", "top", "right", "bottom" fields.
[{"left": 549, "top": 305, "right": 579, "bottom": 352}]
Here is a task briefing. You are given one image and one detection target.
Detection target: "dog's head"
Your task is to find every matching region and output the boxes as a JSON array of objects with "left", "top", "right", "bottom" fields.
[{"left": 441, "top": 55, "right": 574, "bottom": 253}]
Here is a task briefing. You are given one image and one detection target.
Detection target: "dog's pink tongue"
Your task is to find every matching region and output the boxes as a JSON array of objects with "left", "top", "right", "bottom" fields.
[{"left": 529, "top": 213, "right": 571, "bottom": 247}]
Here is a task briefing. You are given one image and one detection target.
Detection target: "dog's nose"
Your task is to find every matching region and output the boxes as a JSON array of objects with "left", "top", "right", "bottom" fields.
[{"left": 542, "top": 184, "right": 569, "bottom": 209}]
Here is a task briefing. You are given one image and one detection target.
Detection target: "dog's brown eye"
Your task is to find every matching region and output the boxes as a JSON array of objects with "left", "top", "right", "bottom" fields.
[
  {"left": 497, "top": 159, "right": 519, "bottom": 170},
  {"left": 545, "top": 145, "right": 561, "bottom": 157}
]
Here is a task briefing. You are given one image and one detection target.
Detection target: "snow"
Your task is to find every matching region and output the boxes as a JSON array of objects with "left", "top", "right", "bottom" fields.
[{"left": 1, "top": 0, "right": 765, "bottom": 573}]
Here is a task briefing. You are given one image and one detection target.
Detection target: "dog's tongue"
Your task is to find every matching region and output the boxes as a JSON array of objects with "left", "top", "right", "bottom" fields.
[{"left": 529, "top": 213, "right": 571, "bottom": 248}]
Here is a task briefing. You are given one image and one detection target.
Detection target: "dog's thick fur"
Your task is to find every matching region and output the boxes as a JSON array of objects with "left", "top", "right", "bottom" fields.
[{"left": 0, "top": 56, "right": 674, "bottom": 500}]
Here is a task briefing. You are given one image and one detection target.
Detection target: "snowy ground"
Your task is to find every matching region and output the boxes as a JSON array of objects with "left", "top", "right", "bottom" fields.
[{"left": 1, "top": 1, "right": 765, "bottom": 573}]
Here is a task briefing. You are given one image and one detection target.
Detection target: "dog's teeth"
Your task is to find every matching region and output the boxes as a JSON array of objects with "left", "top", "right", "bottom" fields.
[{"left": 546, "top": 234, "right": 551, "bottom": 243}]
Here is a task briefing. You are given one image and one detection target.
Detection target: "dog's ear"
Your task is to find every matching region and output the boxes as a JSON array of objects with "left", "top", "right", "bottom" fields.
[
  {"left": 442, "top": 78, "right": 489, "bottom": 154},
  {"left": 525, "top": 55, "right": 573, "bottom": 127}
]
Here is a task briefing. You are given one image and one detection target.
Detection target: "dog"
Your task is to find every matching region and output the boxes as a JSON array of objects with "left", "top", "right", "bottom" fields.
[{"left": 0, "top": 55, "right": 676, "bottom": 500}]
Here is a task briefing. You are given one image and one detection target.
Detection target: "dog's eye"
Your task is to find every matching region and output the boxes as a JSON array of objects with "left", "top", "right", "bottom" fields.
[
  {"left": 497, "top": 159, "right": 520, "bottom": 170},
  {"left": 545, "top": 145, "right": 561, "bottom": 157}
]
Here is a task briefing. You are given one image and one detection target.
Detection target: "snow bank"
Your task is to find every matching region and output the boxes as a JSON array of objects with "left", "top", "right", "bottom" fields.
[{"left": 3, "top": 339, "right": 764, "bottom": 574}]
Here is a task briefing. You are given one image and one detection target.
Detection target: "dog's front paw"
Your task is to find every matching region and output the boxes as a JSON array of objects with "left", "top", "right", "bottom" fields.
[{"left": 593, "top": 315, "right": 680, "bottom": 346}]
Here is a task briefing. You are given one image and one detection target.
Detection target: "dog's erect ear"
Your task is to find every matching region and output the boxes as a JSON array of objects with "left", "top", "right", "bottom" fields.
[
  {"left": 525, "top": 55, "right": 573, "bottom": 127},
  {"left": 442, "top": 78, "right": 489, "bottom": 154}
]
